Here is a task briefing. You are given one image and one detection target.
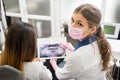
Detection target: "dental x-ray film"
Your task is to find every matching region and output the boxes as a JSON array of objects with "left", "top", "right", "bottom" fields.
[{"left": 37, "top": 37, "right": 67, "bottom": 59}]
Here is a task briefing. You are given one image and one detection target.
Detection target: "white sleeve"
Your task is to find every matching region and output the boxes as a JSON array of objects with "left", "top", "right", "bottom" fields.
[
  {"left": 39, "top": 63, "right": 53, "bottom": 80},
  {"left": 55, "top": 54, "right": 84, "bottom": 80}
]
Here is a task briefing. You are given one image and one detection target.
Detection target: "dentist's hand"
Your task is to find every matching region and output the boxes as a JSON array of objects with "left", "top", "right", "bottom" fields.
[
  {"left": 50, "top": 57, "right": 58, "bottom": 70},
  {"left": 60, "top": 43, "right": 74, "bottom": 51}
]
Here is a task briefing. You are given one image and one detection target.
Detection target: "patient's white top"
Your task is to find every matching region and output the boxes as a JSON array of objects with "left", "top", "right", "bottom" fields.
[
  {"left": 55, "top": 41, "right": 106, "bottom": 80},
  {"left": 24, "top": 62, "right": 52, "bottom": 80}
]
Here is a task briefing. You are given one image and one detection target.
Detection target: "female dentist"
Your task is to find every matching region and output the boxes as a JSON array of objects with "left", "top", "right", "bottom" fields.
[{"left": 50, "top": 4, "right": 112, "bottom": 80}]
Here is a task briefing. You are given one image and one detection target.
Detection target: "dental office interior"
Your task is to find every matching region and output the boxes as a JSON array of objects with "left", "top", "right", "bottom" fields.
[{"left": 0, "top": 0, "right": 120, "bottom": 79}]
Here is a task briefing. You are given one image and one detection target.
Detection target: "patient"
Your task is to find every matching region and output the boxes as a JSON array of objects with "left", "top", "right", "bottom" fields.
[{"left": 0, "top": 22, "right": 52, "bottom": 80}]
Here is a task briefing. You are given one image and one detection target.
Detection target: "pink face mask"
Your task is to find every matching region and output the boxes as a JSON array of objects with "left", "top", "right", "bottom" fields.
[{"left": 68, "top": 26, "right": 84, "bottom": 40}]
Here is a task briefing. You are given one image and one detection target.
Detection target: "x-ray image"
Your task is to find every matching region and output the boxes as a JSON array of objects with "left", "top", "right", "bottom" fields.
[{"left": 39, "top": 43, "right": 65, "bottom": 58}]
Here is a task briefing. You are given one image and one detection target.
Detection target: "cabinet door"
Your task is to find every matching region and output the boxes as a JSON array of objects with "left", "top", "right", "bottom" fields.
[
  {"left": 4, "top": 0, "right": 20, "bottom": 13},
  {"left": 3, "top": 0, "right": 61, "bottom": 38},
  {"left": 29, "top": 19, "right": 51, "bottom": 38},
  {"left": 26, "top": 0, "right": 50, "bottom": 16}
]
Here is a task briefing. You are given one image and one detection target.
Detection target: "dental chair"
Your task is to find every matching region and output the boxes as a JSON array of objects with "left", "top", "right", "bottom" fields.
[{"left": 0, "top": 65, "right": 25, "bottom": 80}]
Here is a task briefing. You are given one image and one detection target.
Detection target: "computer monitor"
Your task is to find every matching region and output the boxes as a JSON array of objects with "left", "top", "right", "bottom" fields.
[{"left": 101, "top": 23, "right": 120, "bottom": 39}]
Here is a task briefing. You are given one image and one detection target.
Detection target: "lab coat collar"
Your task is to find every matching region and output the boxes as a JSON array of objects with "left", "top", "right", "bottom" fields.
[{"left": 74, "top": 36, "right": 96, "bottom": 50}]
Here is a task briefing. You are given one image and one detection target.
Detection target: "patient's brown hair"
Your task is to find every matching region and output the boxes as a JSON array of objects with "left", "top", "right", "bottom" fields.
[{"left": 0, "top": 22, "right": 37, "bottom": 71}]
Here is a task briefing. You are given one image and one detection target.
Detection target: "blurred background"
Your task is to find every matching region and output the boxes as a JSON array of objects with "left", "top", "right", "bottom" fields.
[{"left": 0, "top": 0, "right": 120, "bottom": 50}]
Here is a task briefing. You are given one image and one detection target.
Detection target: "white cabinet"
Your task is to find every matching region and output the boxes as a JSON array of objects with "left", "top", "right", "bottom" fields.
[
  {"left": 3, "top": 0, "right": 62, "bottom": 38},
  {"left": 108, "top": 39, "right": 120, "bottom": 60}
]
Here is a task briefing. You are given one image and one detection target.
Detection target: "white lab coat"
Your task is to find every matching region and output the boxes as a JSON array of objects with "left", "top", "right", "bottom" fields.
[
  {"left": 24, "top": 61, "right": 52, "bottom": 80},
  {"left": 55, "top": 41, "right": 106, "bottom": 80}
]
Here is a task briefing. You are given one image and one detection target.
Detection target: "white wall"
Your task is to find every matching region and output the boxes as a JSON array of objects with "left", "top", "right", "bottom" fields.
[
  {"left": 61, "top": 0, "right": 103, "bottom": 22},
  {"left": 104, "top": 0, "right": 120, "bottom": 23}
]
